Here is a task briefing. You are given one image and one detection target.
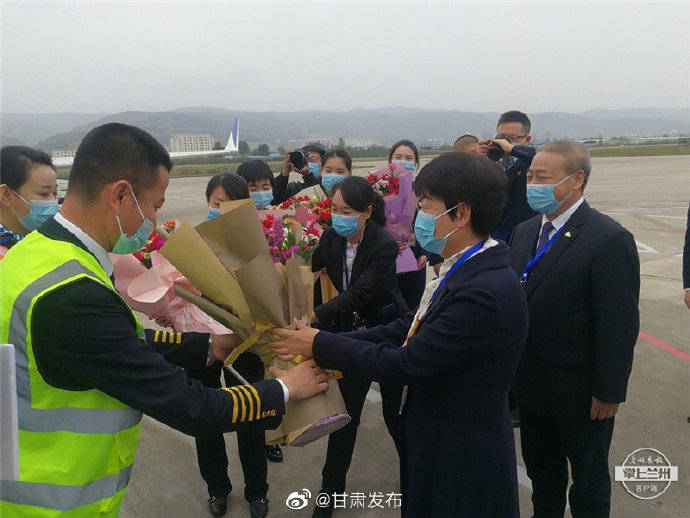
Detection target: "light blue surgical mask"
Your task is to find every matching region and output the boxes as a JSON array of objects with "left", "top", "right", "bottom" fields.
[
  {"left": 12, "top": 191, "right": 59, "bottom": 231},
  {"left": 332, "top": 213, "right": 362, "bottom": 238},
  {"left": 321, "top": 173, "right": 346, "bottom": 194},
  {"left": 308, "top": 162, "right": 320, "bottom": 179},
  {"left": 111, "top": 185, "right": 155, "bottom": 255},
  {"left": 391, "top": 160, "right": 416, "bottom": 172},
  {"left": 413, "top": 204, "right": 459, "bottom": 255},
  {"left": 250, "top": 190, "right": 273, "bottom": 210},
  {"left": 526, "top": 173, "right": 576, "bottom": 215},
  {"left": 207, "top": 206, "right": 221, "bottom": 220}
]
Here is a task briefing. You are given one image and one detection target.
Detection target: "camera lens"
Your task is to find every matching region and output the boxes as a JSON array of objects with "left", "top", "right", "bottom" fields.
[
  {"left": 486, "top": 145, "right": 504, "bottom": 161},
  {"left": 289, "top": 149, "right": 307, "bottom": 170}
]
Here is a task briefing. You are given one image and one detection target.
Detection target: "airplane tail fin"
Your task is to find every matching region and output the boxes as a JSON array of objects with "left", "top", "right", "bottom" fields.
[{"left": 224, "top": 116, "right": 239, "bottom": 152}]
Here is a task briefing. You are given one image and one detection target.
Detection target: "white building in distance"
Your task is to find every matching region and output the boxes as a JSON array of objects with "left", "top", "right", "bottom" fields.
[{"left": 170, "top": 134, "right": 215, "bottom": 152}]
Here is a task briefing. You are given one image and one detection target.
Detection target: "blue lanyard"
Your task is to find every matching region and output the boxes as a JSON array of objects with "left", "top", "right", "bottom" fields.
[
  {"left": 430, "top": 240, "right": 486, "bottom": 303},
  {"left": 520, "top": 226, "right": 564, "bottom": 283}
]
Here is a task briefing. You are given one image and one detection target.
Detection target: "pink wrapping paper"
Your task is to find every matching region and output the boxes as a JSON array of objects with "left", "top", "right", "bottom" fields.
[{"left": 111, "top": 252, "right": 230, "bottom": 334}]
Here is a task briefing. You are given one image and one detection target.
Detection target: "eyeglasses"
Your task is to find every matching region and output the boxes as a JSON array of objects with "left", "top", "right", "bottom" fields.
[{"left": 495, "top": 133, "right": 527, "bottom": 144}]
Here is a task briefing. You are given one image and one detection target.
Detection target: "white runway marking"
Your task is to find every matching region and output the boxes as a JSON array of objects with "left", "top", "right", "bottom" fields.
[
  {"left": 648, "top": 215, "right": 686, "bottom": 220},
  {"left": 365, "top": 388, "right": 382, "bottom": 403},
  {"left": 635, "top": 240, "right": 659, "bottom": 254},
  {"left": 517, "top": 464, "right": 532, "bottom": 491}
]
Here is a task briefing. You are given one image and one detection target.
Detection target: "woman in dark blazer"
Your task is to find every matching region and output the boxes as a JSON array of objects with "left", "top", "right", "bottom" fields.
[
  {"left": 310, "top": 175, "right": 408, "bottom": 518},
  {"left": 273, "top": 154, "right": 529, "bottom": 517}
]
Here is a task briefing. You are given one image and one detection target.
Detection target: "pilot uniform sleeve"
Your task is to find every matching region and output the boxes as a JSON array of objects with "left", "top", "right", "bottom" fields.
[
  {"left": 144, "top": 328, "right": 211, "bottom": 370},
  {"left": 31, "top": 277, "right": 285, "bottom": 435}
]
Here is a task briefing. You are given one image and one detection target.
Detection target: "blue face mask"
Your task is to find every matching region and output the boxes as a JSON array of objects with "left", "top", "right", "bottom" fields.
[
  {"left": 391, "top": 160, "right": 416, "bottom": 172},
  {"left": 111, "top": 185, "right": 155, "bottom": 255},
  {"left": 250, "top": 190, "right": 273, "bottom": 210},
  {"left": 12, "top": 191, "right": 59, "bottom": 231},
  {"left": 207, "top": 206, "right": 221, "bottom": 220},
  {"left": 332, "top": 213, "right": 362, "bottom": 238},
  {"left": 526, "top": 173, "right": 575, "bottom": 215},
  {"left": 413, "top": 204, "right": 459, "bottom": 255},
  {"left": 308, "top": 162, "right": 320, "bottom": 179},
  {"left": 321, "top": 173, "right": 346, "bottom": 194}
]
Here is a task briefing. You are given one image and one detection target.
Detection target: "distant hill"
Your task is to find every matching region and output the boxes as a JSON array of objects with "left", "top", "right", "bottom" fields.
[
  {"left": 1, "top": 107, "right": 688, "bottom": 152},
  {"left": 1, "top": 112, "right": 106, "bottom": 147},
  {"left": 0, "top": 135, "right": 27, "bottom": 147}
]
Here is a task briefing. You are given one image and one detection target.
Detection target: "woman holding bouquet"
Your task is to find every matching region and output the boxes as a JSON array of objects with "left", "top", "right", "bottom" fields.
[
  {"left": 388, "top": 140, "right": 443, "bottom": 310},
  {"left": 191, "top": 172, "right": 275, "bottom": 518},
  {"left": 271, "top": 154, "right": 527, "bottom": 517},
  {"left": 0, "top": 146, "right": 59, "bottom": 259},
  {"left": 309, "top": 176, "right": 408, "bottom": 518}
]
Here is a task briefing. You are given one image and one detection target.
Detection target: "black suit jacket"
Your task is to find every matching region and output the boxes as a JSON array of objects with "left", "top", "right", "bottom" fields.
[
  {"left": 312, "top": 220, "right": 408, "bottom": 331},
  {"left": 27, "top": 217, "right": 285, "bottom": 435},
  {"left": 683, "top": 206, "right": 690, "bottom": 289},
  {"left": 312, "top": 242, "right": 527, "bottom": 516},
  {"left": 509, "top": 201, "right": 640, "bottom": 416}
]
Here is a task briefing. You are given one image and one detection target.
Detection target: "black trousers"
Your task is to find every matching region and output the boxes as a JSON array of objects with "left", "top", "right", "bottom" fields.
[
  {"left": 192, "top": 353, "right": 268, "bottom": 501},
  {"left": 321, "top": 374, "right": 403, "bottom": 493},
  {"left": 396, "top": 269, "right": 426, "bottom": 311},
  {"left": 520, "top": 407, "right": 615, "bottom": 518}
]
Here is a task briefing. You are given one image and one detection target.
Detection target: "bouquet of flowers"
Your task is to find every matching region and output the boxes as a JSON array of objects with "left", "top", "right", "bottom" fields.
[
  {"left": 367, "top": 163, "right": 420, "bottom": 273},
  {"left": 111, "top": 218, "right": 230, "bottom": 334},
  {"left": 160, "top": 200, "right": 350, "bottom": 446},
  {"left": 367, "top": 170, "right": 400, "bottom": 198},
  {"left": 262, "top": 212, "right": 322, "bottom": 264},
  {"left": 133, "top": 220, "right": 178, "bottom": 268},
  {"left": 279, "top": 195, "right": 332, "bottom": 229}
]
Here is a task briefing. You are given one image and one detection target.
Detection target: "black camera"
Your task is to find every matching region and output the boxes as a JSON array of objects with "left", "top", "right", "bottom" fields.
[
  {"left": 486, "top": 135, "right": 510, "bottom": 161},
  {"left": 289, "top": 148, "right": 309, "bottom": 170}
]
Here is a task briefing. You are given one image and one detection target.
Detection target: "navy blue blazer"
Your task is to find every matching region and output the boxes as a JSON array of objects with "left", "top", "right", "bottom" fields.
[
  {"left": 509, "top": 201, "right": 640, "bottom": 416},
  {"left": 313, "top": 242, "right": 528, "bottom": 517}
]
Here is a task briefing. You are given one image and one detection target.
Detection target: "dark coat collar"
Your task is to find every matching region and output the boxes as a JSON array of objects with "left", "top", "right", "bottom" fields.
[
  {"left": 523, "top": 200, "right": 591, "bottom": 296},
  {"left": 331, "top": 220, "right": 380, "bottom": 291},
  {"left": 420, "top": 241, "right": 513, "bottom": 324}
]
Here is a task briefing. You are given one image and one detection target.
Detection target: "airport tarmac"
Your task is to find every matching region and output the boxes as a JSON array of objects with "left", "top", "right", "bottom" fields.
[{"left": 121, "top": 155, "right": 689, "bottom": 517}]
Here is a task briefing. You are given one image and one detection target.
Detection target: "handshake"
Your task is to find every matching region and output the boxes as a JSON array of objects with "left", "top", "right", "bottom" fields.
[{"left": 210, "top": 323, "right": 327, "bottom": 401}]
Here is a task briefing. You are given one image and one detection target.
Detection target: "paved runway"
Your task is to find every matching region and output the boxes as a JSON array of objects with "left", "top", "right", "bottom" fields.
[{"left": 122, "top": 155, "right": 689, "bottom": 517}]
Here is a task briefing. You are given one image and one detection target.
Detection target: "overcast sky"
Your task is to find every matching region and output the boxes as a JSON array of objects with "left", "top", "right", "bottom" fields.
[{"left": 2, "top": 1, "right": 688, "bottom": 114}]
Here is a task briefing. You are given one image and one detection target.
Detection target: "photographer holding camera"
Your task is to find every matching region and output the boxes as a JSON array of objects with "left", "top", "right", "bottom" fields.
[
  {"left": 479, "top": 110, "right": 538, "bottom": 241},
  {"left": 273, "top": 143, "right": 326, "bottom": 204}
]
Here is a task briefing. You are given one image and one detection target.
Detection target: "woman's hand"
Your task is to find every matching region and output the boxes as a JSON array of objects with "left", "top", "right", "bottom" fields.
[
  {"left": 416, "top": 255, "right": 428, "bottom": 271},
  {"left": 270, "top": 318, "right": 319, "bottom": 360}
]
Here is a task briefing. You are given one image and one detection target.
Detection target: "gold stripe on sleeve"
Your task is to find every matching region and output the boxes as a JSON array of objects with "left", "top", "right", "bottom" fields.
[
  {"left": 222, "top": 387, "right": 240, "bottom": 423},
  {"left": 246, "top": 385, "right": 261, "bottom": 421},
  {"left": 236, "top": 386, "right": 255, "bottom": 421},
  {"left": 176, "top": 333, "right": 182, "bottom": 344},
  {"left": 154, "top": 330, "right": 160, "bottom": 342}
]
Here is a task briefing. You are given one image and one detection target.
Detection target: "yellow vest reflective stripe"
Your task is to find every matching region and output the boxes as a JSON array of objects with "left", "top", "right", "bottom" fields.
[{"left": 0, "top": 231, "right": 143, "bottom": 517}]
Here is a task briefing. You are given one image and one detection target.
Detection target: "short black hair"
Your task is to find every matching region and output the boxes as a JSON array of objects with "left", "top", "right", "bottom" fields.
[
  {"left": 333, "top": 176, "right": 386, "bottom": 226},
  {"left": 302, "top": 143, "right": 326, "bottom": 160},
  {"left": 414, "top": 153, "right": 507, "bottom": 237},
  {"left": 205, "top": 172, "right": 249, "bottom": 201},
  {"left": 454, "top": 134, "right": 478, "bottom": 145},
  {"left": 1, "top": 146, "right": 55, "bottom": 190},
  {"left": 497, "top": 110, "right": 531, "bottom": 134},
  {"left": 236, "top": 159, "right": 275, "bottom": 189},
  {"left": 68, "top": 123, "right": 172, "bottom": 202},
  {"left": 388, "top": 139, "right": 419, "bottom": 165},
  {"left": 322, "top": 148, "right": 352, "bottom": 172}
]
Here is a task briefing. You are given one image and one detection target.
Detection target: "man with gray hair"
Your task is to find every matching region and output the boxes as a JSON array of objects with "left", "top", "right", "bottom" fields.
[{"left": 509, "top": 140, "right": 640, "bottom": 517}]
